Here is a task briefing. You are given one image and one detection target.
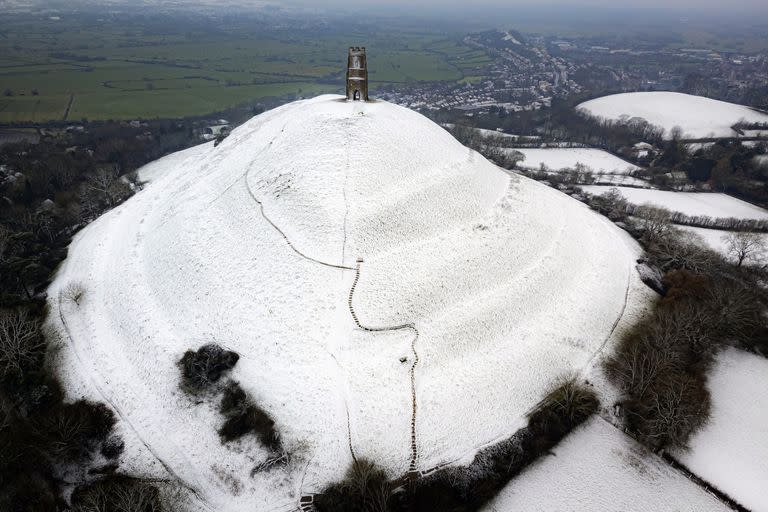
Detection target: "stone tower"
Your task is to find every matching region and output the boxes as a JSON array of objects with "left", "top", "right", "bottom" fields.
[{"left": 346, "top": 47, "right": 369, "bottom": 101}]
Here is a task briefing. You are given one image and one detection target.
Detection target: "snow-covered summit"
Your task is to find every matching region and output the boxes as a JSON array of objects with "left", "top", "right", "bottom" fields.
[{"left": 49, "top": 95, "right": 648, "bottom": 510}]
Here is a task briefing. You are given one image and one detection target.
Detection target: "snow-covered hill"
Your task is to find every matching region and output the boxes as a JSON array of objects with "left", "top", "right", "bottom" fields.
[
  {"left": 48, "top": 95, "right": 648, "bottom": 510},
  {"left": 578, "top": 92, "right": 768, "bottom": 139}
]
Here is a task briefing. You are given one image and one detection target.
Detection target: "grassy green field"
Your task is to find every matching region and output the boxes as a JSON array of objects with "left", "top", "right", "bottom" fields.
[{"left": 0, "top": 13, "right": 489, "bottom": 123}]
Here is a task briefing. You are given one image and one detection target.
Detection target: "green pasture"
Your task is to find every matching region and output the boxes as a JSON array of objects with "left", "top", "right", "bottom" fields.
[{"left": 0, "top": 16, "right": 490, "bottom": 122}]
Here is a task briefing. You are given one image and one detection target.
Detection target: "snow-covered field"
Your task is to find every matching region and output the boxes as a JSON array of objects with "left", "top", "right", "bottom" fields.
[
  {"left": 484, "top": 417, "right": 730, "bottom": 512},
  {"left": 592, "top": 175, "right": 654, "bottom": 188},
  {"left": 582, "top": 186, "right": 768, "bottom": 220},
  {"left": 678, "top": 348, "right": 768, "bottom": 512},
  {"left": 48, "top": 95, "right": 647, "bottom": 509},
  {"left": 578, "top": 92, "right": 768, "bottom": 139},
  {"left": 512, "top": 148, "right": 640, "bottom": 174}
]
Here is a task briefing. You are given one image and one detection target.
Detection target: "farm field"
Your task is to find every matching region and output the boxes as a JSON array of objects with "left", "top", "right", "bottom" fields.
[
  {"left": 677, "top": 348, "right": 768, "bottom": 512},
  {"left": 0, "top": 13, "right": 488, "bottom": 122},
  {"left": 511, "top": 148, "right": 641, "bottom": 174},
  {"left": 582, "top": 186, "right": 768, "bottom": 220},
  {"left": 484, "top": 417, "right": 729, "bottom": 512}
]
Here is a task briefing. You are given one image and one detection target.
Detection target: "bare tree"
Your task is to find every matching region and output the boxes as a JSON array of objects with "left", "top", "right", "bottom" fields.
[
  {"left": 637, "top": 373, "right": 709, "bottom": 451},
  {"left": 634, "top": 205, "right": 674, "bottom": 244},
  {"left": 62, "top": 282, "right": 86, "bottom": 306},
  {"left": 85, "top": 168, "right": 132, "bottom": 209},
  {"left": 722, "top": 231, "right": 767, "bottom": 267},
  {"left": 0, "top": 309, "right": 45, "bottom": 377},
  {"left": 72, "top": 477, "right": 164, "bottom": 512},
  {"left": 648, "top": 228, "right": 719, "bottom": 274},
  {"left": 0, "top": 224, "right": 9, "bottom": 264}
]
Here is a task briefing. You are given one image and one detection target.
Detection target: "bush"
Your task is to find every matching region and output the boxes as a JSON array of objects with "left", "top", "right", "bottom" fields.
[
  {"left": 71, "top": 475, "right": 162, "bottom": 512},
  {"left": 314, "top": 459, "right": 395, "bottom": 512},
  {"left": 0, "top": 308, "right": 46, "bottom": 380},
  {"left": 218, "top": 382, "right": 280, "bottom": 451},
  {"left": 644, "top": 229, "right": 721, "bottom": 274},
  {"left": 62, "top": 282, "right": 86, "bottom": 306},
  {"left": 178, "top": 343, "right": 239, "bottom": 393},
  {"left": 34, "top": 400, "right": 119, "bottom": 464},
  {"left": 527, "top": 377, "right": 599, "bottom": 444},
  {"left": 0, "top": 398, "right": 123, "bottom": 511},
  {"left": 605, "top": 284, "right": 718, "bottom": 450}
]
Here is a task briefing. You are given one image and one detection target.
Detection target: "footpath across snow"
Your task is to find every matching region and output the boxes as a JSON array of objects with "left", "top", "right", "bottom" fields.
[{"left": 48, "top": 95, "right": 647, "bottom": 509}]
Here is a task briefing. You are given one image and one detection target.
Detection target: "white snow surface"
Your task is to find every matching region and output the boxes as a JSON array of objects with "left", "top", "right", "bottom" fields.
[
  {"left": 678, "top": 348, "right": 768, "bottom": 512},
  {"left": 48, "top": 95, "right": 646, "bottom": 510},
  {"left": 512, "top": 148, "right": 640, "bottom": 174},
  {"left": 582, "top": 186, "right": 768, "bottom": 220},
  {"left": 578, "top": 92, "right": 768, "bottom": 139},
  {"left": 484, "top": 417, "right": 730, "bottom": 512},
  {"left": 592, "top": 175, "right": 654, "bottom": 188}
]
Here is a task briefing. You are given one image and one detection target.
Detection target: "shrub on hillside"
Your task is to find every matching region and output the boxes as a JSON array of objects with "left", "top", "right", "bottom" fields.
[
  {"left": 71, "top": 475, "right": 162, "bottom": 512},
  {"left": 33, "top": 400, "right": 119, "bottom": 463},
  {"left": 314, "top": 458, "right": 395, "bottom": 512},
  {"left": 605, "top": 291, "right": 716, "bottom": 450},
  {"left": 644, "top": 229, "right": 721, "bottom": 274},
  {"left": 0, "top": 397, "right": 124, "bottom": 510},
  {"left": 0, "top": 308, "right": 46, "bottom": 381},
  {"left": 218, "top": 381, "right": 280, "bottom": 452},
  {"left": 527, "top": 376, "right": 599, "bottom": 447},
  {"left": 178, "top": 343, "right": 239, "bottom": 393}
]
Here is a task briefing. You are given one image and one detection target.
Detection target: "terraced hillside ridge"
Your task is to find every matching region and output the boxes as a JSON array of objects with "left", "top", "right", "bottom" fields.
[
  {"left": 48, "top": 95, "right": 648, "bottom": 510},
  {"left": 578, "top": 92, "right": 768, "bottom": 139}
]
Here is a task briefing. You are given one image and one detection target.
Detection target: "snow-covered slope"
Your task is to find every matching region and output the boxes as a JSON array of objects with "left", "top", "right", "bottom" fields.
[
  {"left": 484, "top": 418, "right": 730, "bottom": 512},
  {"left": 578, "top": 92, "right": 768, "bottom": 139},
  {"left": 677, "top": 348, "right": 768, "bottom": 512},
  {"left": 49, "top": 95, "right": 646, "bottom": 510}
]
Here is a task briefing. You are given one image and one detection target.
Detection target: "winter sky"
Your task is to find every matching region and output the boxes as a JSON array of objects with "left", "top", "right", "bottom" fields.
[{"left": 278, "top": 0, "right": 768, "bottom": 12}]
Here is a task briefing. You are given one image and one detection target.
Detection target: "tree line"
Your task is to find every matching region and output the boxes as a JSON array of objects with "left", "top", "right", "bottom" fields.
[{"left": 0, "top": 119, "right": 200, "bottom": 510}]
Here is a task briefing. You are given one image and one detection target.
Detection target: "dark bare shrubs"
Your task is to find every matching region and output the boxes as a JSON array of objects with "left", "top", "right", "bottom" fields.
[
  {"left": 218, "top": 381, "right": 280, "bottom": 452},
  {"left": 71, "top": 475, "right": 162, "bottom": 512},
  {"left": 527, "top": 376, "right": 600, "bottom": 449},
  {"left": 607, "top": 253, "right": 768, "bottom": 450},
  {"left": 178, "top": 343, "right": 239, "bottom": 393},
  {"left": 314, "top": 459, "right": 395, "bottom": 512}
]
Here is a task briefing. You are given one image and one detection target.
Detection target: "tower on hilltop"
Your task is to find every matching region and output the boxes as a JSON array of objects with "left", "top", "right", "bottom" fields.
[{"left": 346, "top": 47, "right": 369, "bottom": 101}]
